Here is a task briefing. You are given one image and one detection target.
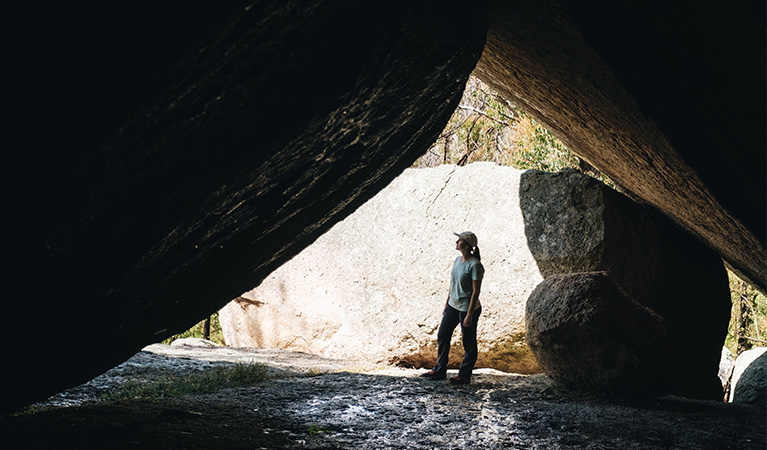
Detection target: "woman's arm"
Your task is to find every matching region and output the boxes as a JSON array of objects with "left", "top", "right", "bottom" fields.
[{"left": 463, "top": 279, "right": 482, "bottom": 327}]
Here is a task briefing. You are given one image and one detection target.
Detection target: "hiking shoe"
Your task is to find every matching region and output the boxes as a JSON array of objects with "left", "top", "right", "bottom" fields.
[
  {"left": 420, "top": 370, "right": 446, "bottom": 380},
  {"left": 449, "top": 376, "right": 470, "bottom": 385}
]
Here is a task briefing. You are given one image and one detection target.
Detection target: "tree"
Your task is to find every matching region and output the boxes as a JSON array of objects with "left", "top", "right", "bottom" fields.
[{"left": 413, "top": 76, "right": 612, "bottom": 187}]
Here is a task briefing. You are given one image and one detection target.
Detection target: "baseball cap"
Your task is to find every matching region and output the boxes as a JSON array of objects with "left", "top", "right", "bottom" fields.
[{"left": 453, "top": 231, "right": 478, "bottom": 248}]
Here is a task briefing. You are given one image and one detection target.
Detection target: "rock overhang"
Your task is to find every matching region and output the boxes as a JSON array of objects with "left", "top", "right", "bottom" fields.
[
  {"left": 2, "top": 1, "right": 487, "bottom": 412},
  {"left": 475, "top": 0, "right": 765, "bottom": 290}
]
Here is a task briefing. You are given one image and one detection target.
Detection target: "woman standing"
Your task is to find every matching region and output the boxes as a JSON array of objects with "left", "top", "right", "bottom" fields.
[{"left": 421, "top": 231, "right": 484, "bottom": 384}]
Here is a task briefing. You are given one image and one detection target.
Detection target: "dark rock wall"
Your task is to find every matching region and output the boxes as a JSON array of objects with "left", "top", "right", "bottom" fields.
[
  {"left": 476, "top": 0, "right": 765, "bottom": 290},
  {"left": 2, "top": 1, "right": 486, "bottom": 412},
  {"left": 562, "top": 1, "right": 765, "bottom": 239}
]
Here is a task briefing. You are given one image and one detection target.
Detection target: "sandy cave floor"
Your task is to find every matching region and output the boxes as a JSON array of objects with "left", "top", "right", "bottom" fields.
[{"left": 1, "top": 343, "right": 764, "bottom": 450}]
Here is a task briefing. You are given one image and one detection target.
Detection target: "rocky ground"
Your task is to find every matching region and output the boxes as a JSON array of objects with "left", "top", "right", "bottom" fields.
[{"left": 2, "top": 341, "right": 764, "bottom": 449}]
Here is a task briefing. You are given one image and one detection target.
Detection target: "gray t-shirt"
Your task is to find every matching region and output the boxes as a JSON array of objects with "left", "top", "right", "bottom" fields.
[{"left": 448, "top": 256, "right": 484, "bottom": 312}]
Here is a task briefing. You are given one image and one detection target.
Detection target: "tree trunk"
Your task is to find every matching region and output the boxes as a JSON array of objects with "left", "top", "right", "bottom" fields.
[
  {"left": 736, "top": 281, "right": 749, "bottom": 356},
  {"left": 203, "top": 317, "right": 211, "bottom": 341}
]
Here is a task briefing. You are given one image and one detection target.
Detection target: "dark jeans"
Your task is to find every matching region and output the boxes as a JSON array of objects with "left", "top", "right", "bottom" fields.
[{"left": 432, "top": 304, "right": 482, "bottom": 379}]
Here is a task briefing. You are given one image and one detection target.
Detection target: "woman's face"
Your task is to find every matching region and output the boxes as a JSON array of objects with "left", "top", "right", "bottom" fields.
[{"left": 456, "top": 238, "right": 470, "bottom": 251}]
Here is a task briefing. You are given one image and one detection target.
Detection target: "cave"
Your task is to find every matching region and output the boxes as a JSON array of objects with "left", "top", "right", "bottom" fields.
[{"left": 3, "top": 0, "right": 764, "bottom": 421}]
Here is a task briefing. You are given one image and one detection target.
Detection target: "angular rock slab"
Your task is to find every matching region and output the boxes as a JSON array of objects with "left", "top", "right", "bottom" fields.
[
  {"left": 2, "top": 2, "right": 486, "bottom": 413},
  {"left": 526, "top": 272, "right": 675, "bottom": 395},
  {"left": 477, "top": 0, "right": 765, "bottom": 290},
  {"left": 520, "top": 170, "right": 731, "bottom": 399}
]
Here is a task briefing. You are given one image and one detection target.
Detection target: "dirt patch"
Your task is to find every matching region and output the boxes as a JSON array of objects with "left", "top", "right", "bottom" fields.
[{"left": 2, "top": 343, "right": 764, "bottom": 449}]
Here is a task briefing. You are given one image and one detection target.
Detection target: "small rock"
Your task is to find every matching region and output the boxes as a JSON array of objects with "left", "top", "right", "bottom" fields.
[
  {"left": 729, "top": 347, "right": 767, "bottom": 407},
  {"left": 718, "top": 346, "right": 735, "bottom": 388},
  {"left": 170, "top": 338, "right": 221, "bottom": 348}
]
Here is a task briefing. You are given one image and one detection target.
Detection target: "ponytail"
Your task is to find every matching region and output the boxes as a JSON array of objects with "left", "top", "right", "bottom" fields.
[{"left": 472, "top": 246, "right": 481, "bottom": 261}]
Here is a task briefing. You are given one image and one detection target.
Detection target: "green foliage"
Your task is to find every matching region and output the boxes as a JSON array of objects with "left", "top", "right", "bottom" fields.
[
  {"left": 14, "top": 405, "right": 39, "bottom": 416},
  {"left": 102, "top": 363, "right": 268, "bottom": 401},
  {"left": 163, "top": 312, "right": 225, "bottom": 346},
  {"left": 507, "top": 115, "right": 580, "bottom": 172},
  {"left": 307, "top": 424, "right": 332, "bottom": 435},
  {"left": 413, "top": 76, "right": 614, "bottom": 188},
  {"left": 725, "top": 270, "right": 767, "bottom": 355}
]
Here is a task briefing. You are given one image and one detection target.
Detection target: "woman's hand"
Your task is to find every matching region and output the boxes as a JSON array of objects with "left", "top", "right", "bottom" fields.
[{"left": 463, "top": 279, "right": 482, "bottom": 327}]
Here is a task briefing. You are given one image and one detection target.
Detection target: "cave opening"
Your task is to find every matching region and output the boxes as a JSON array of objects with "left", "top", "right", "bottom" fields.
[
  {"left": 161, "top": 74, "right": 763, "bottom": 396},
  {"left": 34, "top": 75, "right": 753, "bottom": 449},
  {"left": 4, "top": 0, "right": 765, "bottom": 445}
]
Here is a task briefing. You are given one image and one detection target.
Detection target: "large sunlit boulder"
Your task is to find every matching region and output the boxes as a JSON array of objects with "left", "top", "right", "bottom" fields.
[{"left": 220, "top": 163, "right": 543, "bottom": 374}]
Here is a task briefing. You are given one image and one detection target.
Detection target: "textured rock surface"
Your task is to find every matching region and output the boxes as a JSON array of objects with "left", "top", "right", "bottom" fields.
[
  {"left": 220, "top": 163, "right": 543, "bottom": 374},
  {"left": 526, "top": 272, "right": 674, "bottom": 395},
  {"left": 718, "top": 346, "right": 735, "bottom": 388},
  {"left": 729, "top": 348, "right": 767, "bottom": 407},
  {"left": 477, "top": 0, "right": 765, "bottom": 290},
  {"left": 2, "top": 2, "right": 486, "bottom": 412},
  {"left": 519, "top": 170, "right": 659, "bottom": 299},
  {"left": 13, "top": 345, "right": 764, "bottom": 450},
  {"left": 170, "top": 338, "right": 222, "bottom": 348},
  {"left": 520, "top": 170, "right": 731, "bottom": 399}
]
